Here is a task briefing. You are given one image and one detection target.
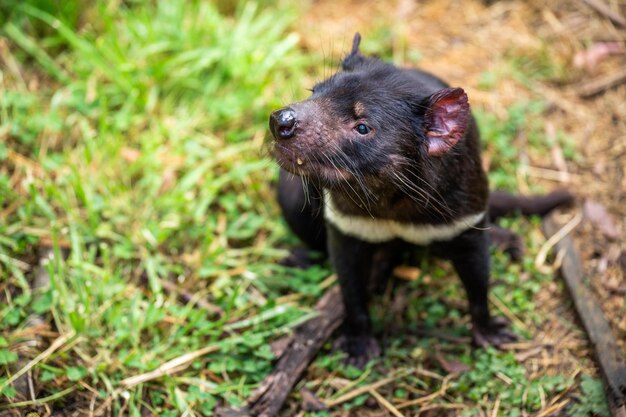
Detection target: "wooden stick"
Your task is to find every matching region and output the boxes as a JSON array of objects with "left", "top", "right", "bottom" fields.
[
  {"left": 0, "top": 330, "right": 76, "bottom": 393},
  {"left": 120, "top": 345, "right": 219, "bottom": 388},
  {"left": 217, "top": 286, "right": 345, "bottom": 417},
  {"left": 579, "top": 0, "right": 626, "bottom": 28},
  {"left": 578, "top": 67, "right": 626, "bottom": 98},
  {"left": 535, "top": 212, "right": 583, "bottom": 273},
  {"left": 250, "top": 286, "right": 344, "bottom": 417},
  {"left": 0, "top": 385, "right": 77, "bottom": 410},
  {"left": 369, "top": 389, "right": 404, "bottom": 417},
  {"left": 325, "top": 368, "right": 414, "bottom": 407},
  {"left": 543, "top": 216, "right": 626, "bottom": 417}
]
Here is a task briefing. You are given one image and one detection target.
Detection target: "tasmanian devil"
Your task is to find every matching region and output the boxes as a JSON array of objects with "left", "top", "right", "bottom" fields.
[{"left": 268, "top": 33, "right": 573, "bottom": 367}]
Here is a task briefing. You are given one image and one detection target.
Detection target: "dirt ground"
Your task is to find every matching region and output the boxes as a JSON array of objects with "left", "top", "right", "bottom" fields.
[{"left": 292, "top": 0, "right": 625, "bottom": 414}]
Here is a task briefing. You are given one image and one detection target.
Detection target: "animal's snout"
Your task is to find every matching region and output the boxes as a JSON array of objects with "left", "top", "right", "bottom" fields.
[{"left": 269, "top": 107, "right": 297, "bottom": 140}]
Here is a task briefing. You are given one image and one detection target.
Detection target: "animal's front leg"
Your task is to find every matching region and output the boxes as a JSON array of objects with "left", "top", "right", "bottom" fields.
[
  {"left": 327, "top": 223, "right": 381, "bottom": 368},
  {"left": 443, "top": 228, "right": 517, "bottom": 347}
]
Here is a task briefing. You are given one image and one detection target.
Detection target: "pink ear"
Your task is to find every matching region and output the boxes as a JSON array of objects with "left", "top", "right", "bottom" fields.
[{"left": 424, "top": 88, "right": 470, "bottom": 156}]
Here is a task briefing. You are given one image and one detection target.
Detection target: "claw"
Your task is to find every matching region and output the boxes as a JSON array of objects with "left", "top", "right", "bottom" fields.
[
  {"left": 472, "top": 316, "right": 518, "bottom": 348},
  {"left": 333, "top": 334, "right": 381, "bottom": 369},
  {"left": 280, "top": 248, "right": 322, "bottom": 268}
]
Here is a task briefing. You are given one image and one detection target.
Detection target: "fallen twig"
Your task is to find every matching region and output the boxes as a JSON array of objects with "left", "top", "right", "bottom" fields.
[
  {"left": 370, "top": 389, "right": 404, "bottom": 417},
  {"left": 0, "top": 385, "right": 77, "bottom": 410},
  {"left": 396, "top": 374, "right": 454, "bottom": 409},
  {"left": 217, "top": 286, "right": 345, "bottom": 417},
  {"left": 325, "top": 368, "right": 414, "bottom": 408},
  {"left": 535, "top": 211, "right": 583, "bottom": 273},
  {"left": 490, "top": 293, "right": 529, "bottom": 332},
  {"left": 535, "top": 399, "right": 571, "bottom": 417},
  {"left": 120, "top": 345, "right": 219, "bottom": 388},
  {"left": 579, "top": 0, "right": 626, "bottom": 28},
  {"left": 578, "top": 67, "right": 626, "bottom": 98},
  {"left": 1, "top": 330, "right": 76, "bottom": 393},
  {"left": 543, "top": 215, "right": 626, "bottom": 417}
]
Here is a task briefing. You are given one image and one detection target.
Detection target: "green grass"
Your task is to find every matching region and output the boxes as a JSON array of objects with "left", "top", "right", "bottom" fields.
[
  {"left": 0, "top": 1, "right": 606, "bottom": 415},
  {"left": 1, "top": 1, "right": 314, "bottom": 414}
]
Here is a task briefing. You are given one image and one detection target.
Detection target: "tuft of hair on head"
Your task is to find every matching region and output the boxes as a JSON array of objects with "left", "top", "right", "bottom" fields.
[
  {"left": 342, "top": 32, "right": 365, "bottom": 71},
  {"left": 350, "top": 32, "right": 362, "bottom": 54}
]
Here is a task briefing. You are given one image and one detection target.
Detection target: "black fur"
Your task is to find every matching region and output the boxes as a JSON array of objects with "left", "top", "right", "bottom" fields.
[{"left": 269, "top": 33, "right": 572, "bottom": 366}]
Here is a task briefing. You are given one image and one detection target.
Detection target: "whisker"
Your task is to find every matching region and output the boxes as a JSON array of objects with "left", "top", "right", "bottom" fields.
[
  {"left": 300, "top": 174, "right": 310, "bottom": 211},
  {"left": 401, "top": 167, "right": 455, "bottom": 217},
  {"left": 327, "top": 142, "right": 375, "bottom": 207},
  {"left": 390, "top": 157, "right": 456, "bottom": 216},
  {"left": 319, "top": 151, "right": 374, "bottom": 217},
  {"left": 393, "top": 170, "right": 454, "bottom": 220}
]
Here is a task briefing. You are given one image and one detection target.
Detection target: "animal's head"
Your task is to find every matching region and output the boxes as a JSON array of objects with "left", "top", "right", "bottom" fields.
[{"left": 269, "top": 33, "right": 470, "bottom": 190}]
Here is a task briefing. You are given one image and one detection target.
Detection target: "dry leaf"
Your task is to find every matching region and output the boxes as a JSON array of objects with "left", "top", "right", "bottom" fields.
[
  {"left": 435, "top": 351, "right": 470, "bottom": 374},
  {"left": 121, "top": 147, "right": 141, "bottom": 162},
  {"left": 393, "top": 265, "right": 421, "bottom": 281}
]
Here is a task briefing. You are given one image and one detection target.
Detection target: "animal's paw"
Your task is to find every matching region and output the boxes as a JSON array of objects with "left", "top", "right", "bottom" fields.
[
  {"left": 333, "top": 334, "right": 381, "bottom": 369},
  {"left": 279, "top": 248, "right": 320, "bottom": 269},
  {"left": 503, "top": 241, "right": 524, "bottom": 262},
  {"left": 488, "top": 226, "right": 524, "bottom": 262},
  {"left": 472, "top": 316, "right": 517, "bottom": 348},
  {"left": 501, "top": 234, "right": 524, "bottom": 262}
]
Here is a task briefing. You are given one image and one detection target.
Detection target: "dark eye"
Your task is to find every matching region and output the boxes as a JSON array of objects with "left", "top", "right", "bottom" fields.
[{"left": 355, "top": 123, "right": 370, "bottom": 135}]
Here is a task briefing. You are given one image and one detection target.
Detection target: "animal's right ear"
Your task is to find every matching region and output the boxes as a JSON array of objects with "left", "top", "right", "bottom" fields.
[
  {"left": 423, "top": 88, "right": 470, "bottom": 157},
  {"left": 342, "top": 32, "right": 365, "bottom": 71}
]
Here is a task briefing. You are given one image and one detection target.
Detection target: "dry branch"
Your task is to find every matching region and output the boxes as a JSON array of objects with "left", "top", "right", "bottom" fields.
[
  {"left": 1, "top": 331, "right": 76, "bottom": 393},
  {"left": 120, "top": 345, "right": 219, "bottom": 388},
  {"left": 325, "top": 368, "right": 415, "bottom": 408},
  {"left": 577, "top": 67, "right": 626, "bottom": 98},
  {"left": 217, "top": 286, "right": 345, "bottom": 417},
  {"left": 369, "top": 389, "right": 404, "bottom": 417},
  {"left": 543, "top": 215, "right": 626, "bottom": 417},
  {"left": 579, "top": 0, "right": 626, "bottom": 28}
]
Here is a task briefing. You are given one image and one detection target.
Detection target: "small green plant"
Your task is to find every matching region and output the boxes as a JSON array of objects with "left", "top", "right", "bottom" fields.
[
  {"left": 476, "top": 101, "right": 546, "bottom": 191},
  {"left": 569, "top": 375, "right": 611, "bottom": 417},
  {"left": 455, "top": 348, "right": 571, "bottom": 412},
  {"left": 506, "top": 42, "right": 569, "bottom": 86}
]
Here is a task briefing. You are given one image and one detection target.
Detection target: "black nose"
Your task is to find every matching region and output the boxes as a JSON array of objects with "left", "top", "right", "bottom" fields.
[{"left": 269, "top": 107, "right": 297, "bottom": 140}]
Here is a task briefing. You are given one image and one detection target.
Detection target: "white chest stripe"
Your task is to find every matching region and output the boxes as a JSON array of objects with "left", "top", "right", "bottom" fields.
[{"left": 324, "top": 195, "right": 485, "bottom": 245}]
